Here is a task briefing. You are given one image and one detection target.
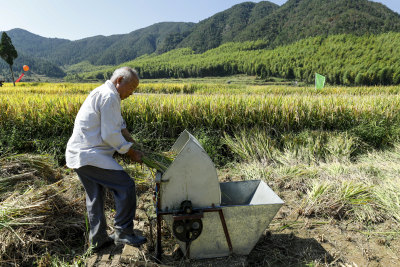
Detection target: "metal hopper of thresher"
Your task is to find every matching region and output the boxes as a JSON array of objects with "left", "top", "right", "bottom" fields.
[{"left": 155, "top": 130, "right": 284, "bottom": 259}]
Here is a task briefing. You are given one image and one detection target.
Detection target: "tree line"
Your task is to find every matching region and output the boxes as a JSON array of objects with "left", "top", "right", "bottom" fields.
[{"left": 77, "top": 33, "right": 400, "bottom": 86}]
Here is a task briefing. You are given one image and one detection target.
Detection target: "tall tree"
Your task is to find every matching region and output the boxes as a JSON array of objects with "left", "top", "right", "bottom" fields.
[{"left": 0, "top": 32, "right": 18, "bottom": 86}]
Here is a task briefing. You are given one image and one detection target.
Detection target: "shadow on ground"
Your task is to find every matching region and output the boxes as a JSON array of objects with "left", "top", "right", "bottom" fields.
[
  {"left": 145, "top": 232, "right": 335, "bottom": 266},
  {"left": 247, "top": 232, "right": 335, "bottom": 266}
]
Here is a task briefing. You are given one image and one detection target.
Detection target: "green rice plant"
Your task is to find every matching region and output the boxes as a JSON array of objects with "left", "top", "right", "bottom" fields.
[
  {"left": 223, "top": 128, "right": 276, "bottom": 162},
  {"left": 240, "top": 161, "right": 271, "bottom": 181},
  {"left": 142, "top": 155, "right": 168, "bottom": 173},
  {"left": 301, "top": 180, "right": 374, "bottom": 221},
  {"left": 320, "top": 162, "right": 348, "bottom": 176},
  {"left": 325, "top": 133, "right": 360, "bottom": 162},
  {"left": 280, "top": 131, "right": 329, "bottom": 164},
  {"left": 301, "top": 181, "right": 335, "bottom": 217},
  {"left": 349, "top": 144, "right": 400, "bottom": 222},
  {"left": 374, "top": 179, "right": 400, "bottom": 222},
  {"left": 275, "top": 164, "right": 318, "bottom": 181},
  {"left": 339, "top": 182, "right": 372, "bottom": 205},
  {"left": 226, "top": 130, "right": 360, "bottom": 165},
  {"left": 307, "top": 182, "right": 332, "bottom": 202},
  {"left": 338, "top": 182, "right": 377, "bottom": 222}
]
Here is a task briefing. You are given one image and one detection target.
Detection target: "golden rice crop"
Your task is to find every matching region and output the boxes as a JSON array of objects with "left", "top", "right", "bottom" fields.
[
  {"left": 2, "top": 83, "right": 400, "bottom": 138},
  {"left": 3, "top": 81, "right": 400, "bottom": 96}
]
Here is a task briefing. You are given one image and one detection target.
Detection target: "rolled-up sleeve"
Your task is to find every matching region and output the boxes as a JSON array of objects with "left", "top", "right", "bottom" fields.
[{"left": 100, "top": 97, "right": 132, "bottom": 154}]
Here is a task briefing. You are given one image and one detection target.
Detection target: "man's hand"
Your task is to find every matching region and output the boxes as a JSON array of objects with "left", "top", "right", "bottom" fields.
[{"left": 126, "top": 148, "right": 143, "bottom": 163}]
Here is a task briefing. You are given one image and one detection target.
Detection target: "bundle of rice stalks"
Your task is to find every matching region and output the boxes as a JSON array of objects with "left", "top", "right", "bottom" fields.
[
  {"left": 0, "top": 154, "right": 60, "bottom": 201},
  {"left": 0, "top": 177, "right": 86, "bottom": 265},
  {"left": 142, "top": 151, "right": 176, "bottom": 173},
  {"left": 0, "top": 154, "right": 58, "bottom": 179},
  {"left": 1, "top": 187, "right": 51, "bottom": 242},
  {"left": 299, "top": 181, "right": 375, "bottom": 221}
]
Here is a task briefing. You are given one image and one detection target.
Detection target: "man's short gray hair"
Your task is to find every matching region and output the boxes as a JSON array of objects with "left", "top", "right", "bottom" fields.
[{"left": 110, "top": 67, "right": 139, "bottom": 83}]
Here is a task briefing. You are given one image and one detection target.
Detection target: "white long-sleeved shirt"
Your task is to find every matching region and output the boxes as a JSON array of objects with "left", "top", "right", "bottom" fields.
[{"left": 65, "top": 80, "right": 132, "bottom": 170}]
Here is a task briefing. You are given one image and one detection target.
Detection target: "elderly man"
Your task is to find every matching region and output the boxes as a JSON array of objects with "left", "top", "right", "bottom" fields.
[{"left": 66, "top": 67, "right": 146, "bottom": 251}]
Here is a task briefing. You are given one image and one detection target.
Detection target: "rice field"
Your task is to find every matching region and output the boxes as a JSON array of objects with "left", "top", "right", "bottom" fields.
[
  {"left": 2, "top": 82, "right": 400, "bottom": 138},
  {"left": 1, "top": 81, "right": 400, "bottom": 265},
  {"left": 0, "top": 82, "right": 399, "bottom": 162}
]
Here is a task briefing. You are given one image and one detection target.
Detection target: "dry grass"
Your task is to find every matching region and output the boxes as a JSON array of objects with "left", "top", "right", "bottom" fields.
[
  {"left": 1, "top": 147, "right": 399, "bottom": 266},
  {"left": 224, "top": 130, "right": 400, "bottom": 226},
  {"left": 0, "top": 154, "right": 61, "bottom": 200},
  {"left": 0, "top": 154, "right": 87, "bottom": 266}
]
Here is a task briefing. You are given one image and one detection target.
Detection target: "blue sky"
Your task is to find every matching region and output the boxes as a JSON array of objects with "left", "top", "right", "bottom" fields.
[{"left": 0, "top": 0, "right": 399, "bottom": 40}]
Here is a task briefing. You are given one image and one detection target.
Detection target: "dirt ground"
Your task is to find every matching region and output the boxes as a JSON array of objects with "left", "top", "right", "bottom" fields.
[
  {"left": 87, "top": 189, "right": 400, "bottom": 267},
  {"left": 2, "top": 156, "right": 399, "bottom": 266},
  {"left": 2, "top": 157, "right": 400, "bottom": 267}
]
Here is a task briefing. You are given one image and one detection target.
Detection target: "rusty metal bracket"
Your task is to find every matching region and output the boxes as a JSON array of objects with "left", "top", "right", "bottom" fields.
[{"left": 203, "top": 208, "right": 233, "bottom": 253}]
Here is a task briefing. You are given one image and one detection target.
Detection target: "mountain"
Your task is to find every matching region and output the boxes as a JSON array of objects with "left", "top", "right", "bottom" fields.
[
  {"left": 1, "top": 0, "right": 400, "bottom": 79},
  {"left": 0, "top": 29, "right": 70, "bottom": 78},
  {"left": 0, "top": 22, "right": 194, "bottom": 78},
  {"left": 48, "top": 22, "right": 195, "bottom": 66},
  {"left": 237, "top": 0, "right": 400, "bottom": 47},
  {"left": 174, "top": 1, "right": 280, "bottom": 52},
  {"left": 170, "top": 0, "right": 400, "bottom": 52},
  {"left": 6, "top": 28, "right": 70, "bottom": 57}
]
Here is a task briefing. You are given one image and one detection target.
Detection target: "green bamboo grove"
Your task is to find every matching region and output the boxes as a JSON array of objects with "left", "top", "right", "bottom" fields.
[{"left": 77, "top": 33, "right": 400, "bottom": 86}]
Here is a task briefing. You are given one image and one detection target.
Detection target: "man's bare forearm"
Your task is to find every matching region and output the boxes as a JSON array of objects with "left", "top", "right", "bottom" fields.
[
  {"left": 122, "top": 128, "right": 143, "bottom": 163},
  {"left": 122, "top": 128, "right": 134, "bottom": 142},
  {"left": 121, "top": 128, "right": 141, "bottom": 148}
]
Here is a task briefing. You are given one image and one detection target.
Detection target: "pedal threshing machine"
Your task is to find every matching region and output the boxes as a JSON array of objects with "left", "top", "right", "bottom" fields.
[{"left": 154, "top": 130, "right": 284, "bottom": 259}]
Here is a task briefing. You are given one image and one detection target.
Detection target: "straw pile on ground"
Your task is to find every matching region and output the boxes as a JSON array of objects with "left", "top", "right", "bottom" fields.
[
  {"left": 0, "top": 154, "right": 87, "bottom": 266},
  {"left": 0, "top": 150, "right": 174, "bottom": 266}
]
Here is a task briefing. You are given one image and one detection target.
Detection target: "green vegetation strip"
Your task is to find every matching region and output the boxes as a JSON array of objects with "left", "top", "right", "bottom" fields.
[{"left": 77, "top": 33, "right": 400, "bottom": 86}]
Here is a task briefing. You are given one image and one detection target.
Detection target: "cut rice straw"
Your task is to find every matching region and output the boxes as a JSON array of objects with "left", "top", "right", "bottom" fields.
[{"left": 142, "top": 151, "right": 176, "bottom": 173}]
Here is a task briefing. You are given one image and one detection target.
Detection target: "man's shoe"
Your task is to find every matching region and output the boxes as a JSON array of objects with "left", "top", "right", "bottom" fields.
[
  {"left": 92, "top": 235, "right": 114, "bottom": 253},
  {"left": 112, "top": 230, "right": 147, "bottom": 247}
]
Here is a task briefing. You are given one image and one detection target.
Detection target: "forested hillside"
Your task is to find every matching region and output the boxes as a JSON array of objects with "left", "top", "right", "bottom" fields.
[
  {"left": 1, "top": 0, "right": 400, "bottom": 83},
  {"left": 0, "top": 53, "right": 66, "bottom": 78},
  {"left": 0, "top": 22, "right": 194, "bottom": 77},
  {"left": 78, "top": 33, "right": 400, "bottom": 86},
  {"left": 50, "top": 22, "right": 195, "bottom": 66},
  {"left": 174, "top": 1, "right": 279, "bottom": 52},
  {"left": 237, "top": 0, "right": 400, "bottom": 46},
  {"left": 165, "top": 0, "right": 400, "bottom": 52}
]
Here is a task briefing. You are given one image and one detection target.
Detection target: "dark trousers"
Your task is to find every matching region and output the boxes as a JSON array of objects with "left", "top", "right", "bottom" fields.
[{"left": 75, "top": 165, "right": 136, "bottom": 246}]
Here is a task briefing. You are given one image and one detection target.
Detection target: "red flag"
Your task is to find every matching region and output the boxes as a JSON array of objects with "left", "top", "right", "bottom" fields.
[{"left": 15, "top": 73, "right": 24, "bottom": 83}]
